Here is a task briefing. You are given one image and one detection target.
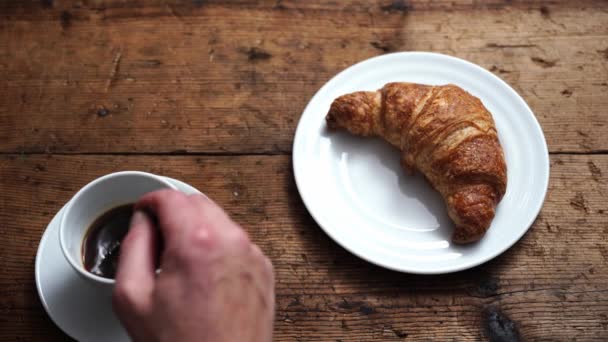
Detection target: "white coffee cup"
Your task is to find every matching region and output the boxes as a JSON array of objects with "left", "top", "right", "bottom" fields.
[{"left": 59, "top": 171, "right": 177, "bottom": 285}]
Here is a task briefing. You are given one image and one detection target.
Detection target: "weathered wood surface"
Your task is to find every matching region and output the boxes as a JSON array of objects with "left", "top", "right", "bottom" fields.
[
  {"left": 1, "top": 1, "right": 607, "bottom": 153},
  {"left": 1, "top": 0, "right": 608, "bottom": 341},
  {"left": 0, "top": 154, "right": 607, "bottom": 341}
]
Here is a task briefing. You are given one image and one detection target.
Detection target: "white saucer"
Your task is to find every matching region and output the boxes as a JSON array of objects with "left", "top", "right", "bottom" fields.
[
  {"left": 35, "top": 177, "right": 201, "bottom": 342},
  {"left": 293, "top": 52, "right": 550, "bottom": 274}
]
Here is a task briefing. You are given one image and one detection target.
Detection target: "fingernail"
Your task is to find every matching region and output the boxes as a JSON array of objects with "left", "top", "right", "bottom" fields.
[{"left": 130, "top": 211, "right": 146, "bottom": 227}]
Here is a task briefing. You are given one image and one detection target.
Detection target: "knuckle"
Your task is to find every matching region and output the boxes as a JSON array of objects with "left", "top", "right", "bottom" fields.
[
  {"left": 174, "top": 228, "right": 220, "bottom": 263},
  {"left": 190, "top": 228, "right": 217, "bottom": 250},
  {"left": 227, "top": 228, "right": 250, "bottom": 250}
]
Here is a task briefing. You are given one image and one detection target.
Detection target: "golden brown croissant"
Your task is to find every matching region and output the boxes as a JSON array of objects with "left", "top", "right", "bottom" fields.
[{"left": 326, "top": 82, "right": 507, "bottom": 243}]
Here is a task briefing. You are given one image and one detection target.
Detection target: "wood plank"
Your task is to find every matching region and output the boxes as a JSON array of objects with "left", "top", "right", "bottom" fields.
[
  {"left": 1, "top": 154, "right": 606, "bottom": 340},
  {"left": 2, "top": 0, "right": 606, "bottom": 16},
  {"left": 1, "top": 4, "right": 607, "bottom": 153}
]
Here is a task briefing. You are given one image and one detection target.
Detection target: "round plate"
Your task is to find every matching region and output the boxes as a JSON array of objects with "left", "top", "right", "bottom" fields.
[
  {"left": 35, "top": 177, "right": 201, "bottom": 341},
  {"left": 293, "top": 52, "right": 549, "bottom": 274}
]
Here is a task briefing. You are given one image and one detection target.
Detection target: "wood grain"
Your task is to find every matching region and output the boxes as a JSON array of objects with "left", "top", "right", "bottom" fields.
[
  {"left": 1, "top": 2, "right": 607, "bottom": 153},
  {"left": 1, "top": 154, "right": 606, "bottom": 341},
  {"left": 2, "top": 0, "right": 607, "bottom": 14},
  {"left": 1, "top": 1, "right": 607, "bottom": 341}
]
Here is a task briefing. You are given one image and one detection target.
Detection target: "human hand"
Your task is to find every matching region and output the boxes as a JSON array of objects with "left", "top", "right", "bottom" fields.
[{"left": 112, "top": 190, "right": 275, "bottom": 342}]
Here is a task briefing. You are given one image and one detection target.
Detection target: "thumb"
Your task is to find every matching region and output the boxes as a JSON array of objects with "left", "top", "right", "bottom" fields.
[{"left": 113, "top": 211, "right": 158, "bottom": 319}]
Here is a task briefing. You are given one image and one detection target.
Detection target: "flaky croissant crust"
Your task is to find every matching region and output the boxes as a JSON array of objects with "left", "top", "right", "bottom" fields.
[{"left": 326, "top": 82, "right": 507, "bottom": 243}]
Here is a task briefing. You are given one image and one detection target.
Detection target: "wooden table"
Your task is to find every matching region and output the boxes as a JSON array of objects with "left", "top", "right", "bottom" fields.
[{"left": 1, "top": 1, "right": 607, "bottom": 340}]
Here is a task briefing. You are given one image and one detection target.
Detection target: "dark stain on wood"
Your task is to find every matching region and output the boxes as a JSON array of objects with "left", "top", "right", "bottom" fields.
[
  {"left": 247, "top": 206, "right": 266, "bottom": 216},
  {"left": 136, "top": 59, "right": 163, "bottom": 67},
  {"left": 546, "top": 221, "right": 559, "bottom": 233},
  {"left": 337, "top": 298, "right": 361, "bottom": 310},
  {"left": 490, "top": 65, "right": 512, "bottom": 74},
  {"left": 552, "top": 289, "right": 567, "bottom": 301},
  {"left": 588, "top": 161, "right": 602, "bottom": 182},
  {"left": 359, "top": 304, "right": 376, "bottom": 315},
  {"left": 531, "top": 56, "right": 557, "bottom": 68},
  {"left": 40, "top": 0, "right": 53, "bottom": 9},
  {"left": 336, "top": 298, "right": 376, "bottom": 315},
  {"left": 570, "top": 192, "right": 589, "bottom": 213},
  {"left": 540, "top": 5, "right": 550, "bottom": 18},
  {"left": 599, "top": 246, "right": 608, "bottom": 261},
  {"left": 597, "top": 47, "right": 608, "bottom": 60},
  {"left": 139, "top": 45, "right": 162, "bottom": 56},
  {"left": 381, "top": 0, "right": 411, "bottom": 12},
  {"left": 392, "top": 327, "right": 408, "bottom": 338},
  {"left": 370, "top": 40, "right": 394, "bottom": 53},
  {"left": 561, "top": 89, "right": 573, "bottom": 97},
  {"left": 240, "top": 47, "right": 272, "bottom": 61},
  {"left": 60, "top": 11, "right": 72, "bottom": 29},
  {"left": 483, "top": 306, "right": 521, "bottom": 342},
  {"left": 577, "top": 130, "right": 592, "bottom": 150},
  {"left": 600, "top": 314, "right": 608, "bottom": 329},
  {"left": 273, "top": 0, "right": 287, "bottom": 11},
  {"left": 475, "top": 277, "right": 500, "bottom": 297},
  {"left": 97, "top": 107, "right": 110, "bottom": 117},
  {"left": 287, "top": 296, "right": 302, "bottom": 307}
]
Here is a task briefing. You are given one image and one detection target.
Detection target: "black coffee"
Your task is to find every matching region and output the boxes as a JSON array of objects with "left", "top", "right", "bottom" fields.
[{"left": 82, "top": 204, "right": 134, "bottom": 279}]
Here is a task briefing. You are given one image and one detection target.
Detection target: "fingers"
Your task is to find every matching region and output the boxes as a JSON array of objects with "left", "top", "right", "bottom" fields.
[
  {"left": 187, "top": 193, "right": 238, "bottom": 233},
  {"left": 136, "top": 190, "right": 251, "bottom": 265},
  {"left": 135, "top": 190, "right": 194, "bottom": 244},
  {"left": 136, "top": 189, "right": 188, "bottom": 222},
  {"left": 113, "top": 211, "right": 157, "bottom": 318},
  {"left": 138, "top": 190, "right": 236, "bottom": 237}
]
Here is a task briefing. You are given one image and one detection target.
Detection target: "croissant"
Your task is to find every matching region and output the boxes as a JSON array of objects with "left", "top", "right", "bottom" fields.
[{"left": 326, "top": 82, "right": 507, "bottom": 243}]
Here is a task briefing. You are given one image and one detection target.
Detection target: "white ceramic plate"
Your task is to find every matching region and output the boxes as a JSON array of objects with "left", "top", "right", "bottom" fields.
[
  {"left": 293, "top": 52, "right": 549, "bottom": 274},
  {"left": 35, "top": 177, "right": 201, "bottom": 342}
]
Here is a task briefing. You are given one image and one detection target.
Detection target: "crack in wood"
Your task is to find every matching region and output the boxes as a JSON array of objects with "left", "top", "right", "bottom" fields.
[{"left": 486, "top": 43, "right": 537, "bottom": 48}]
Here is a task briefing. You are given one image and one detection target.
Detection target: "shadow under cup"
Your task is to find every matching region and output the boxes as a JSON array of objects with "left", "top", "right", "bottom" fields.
[{"left": 59, "top": 171, "right": 177, "bottom": 285}]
